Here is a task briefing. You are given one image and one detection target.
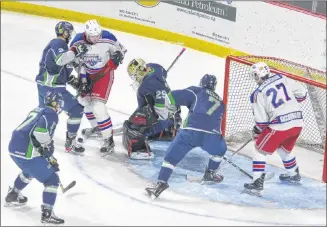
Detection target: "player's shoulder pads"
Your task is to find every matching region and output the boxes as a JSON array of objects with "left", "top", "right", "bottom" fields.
[
  {"left": 101, "top": 30, "right": 118, "bottom": 42},
  {"left": 70, "top": 33, "right": 85, "bottom": 47}
]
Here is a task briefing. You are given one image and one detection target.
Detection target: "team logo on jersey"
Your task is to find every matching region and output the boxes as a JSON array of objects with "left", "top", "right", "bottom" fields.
[
  {"left": 135, "top": 0, "right": 160, "bottom": 8},
  {"left": 84, "top": 55, "right": 102, "bottom": 66}
]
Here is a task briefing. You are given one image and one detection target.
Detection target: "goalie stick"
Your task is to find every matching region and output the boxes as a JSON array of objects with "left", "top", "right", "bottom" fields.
[{"left": 167, "top": 48, "right": 186, "bottom": 73}]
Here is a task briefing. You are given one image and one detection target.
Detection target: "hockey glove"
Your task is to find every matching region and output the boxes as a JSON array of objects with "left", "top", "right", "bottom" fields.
[
  {"left": 71, "top": 43, "right": 88, "bottom": 58},
  {"left": 38, "top": 140, "right": 55, "bottom": 159},
  {"left": 78, "top": 83, "right": 92, "bottom": 97},
  {"left": 111, "top": 50, "right": 124, "bottom": 66},
  {"left": 252, "top": 125, "right": 262, "bottom": 140},
  {"left": 67, "top": 75, "right": 80, "bottom": 90},
  {"left": 48, "top": 156, "right": 60, "bottom": 172}
]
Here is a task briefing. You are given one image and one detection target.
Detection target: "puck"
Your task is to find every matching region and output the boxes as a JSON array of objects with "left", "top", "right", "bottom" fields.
[{"left": 77, "top": 137, "right": 84, "bottom": 143}]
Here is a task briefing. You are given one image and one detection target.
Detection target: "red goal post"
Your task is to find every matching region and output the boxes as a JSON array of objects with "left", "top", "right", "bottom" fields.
[{"left": 222, "top": 55, "right": 327, "bottom": 183}]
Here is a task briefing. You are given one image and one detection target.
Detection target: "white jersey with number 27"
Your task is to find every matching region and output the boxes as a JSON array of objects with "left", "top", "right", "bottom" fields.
[{"left": 250, "top": 74, "right": 307, "bottom": 131}]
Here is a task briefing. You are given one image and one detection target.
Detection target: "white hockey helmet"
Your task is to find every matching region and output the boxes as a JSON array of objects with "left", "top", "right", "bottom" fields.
[
  {"left": 84, "top": 19, "right": 102, "bottom": 44},
  {"left": 250, "top": 62, "right": 271, "bottom": 83}
]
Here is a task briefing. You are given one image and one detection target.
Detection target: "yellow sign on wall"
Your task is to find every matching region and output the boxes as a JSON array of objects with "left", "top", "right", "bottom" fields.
[{"left": 135, "top": 1, "right": 161, "bottom": 8}]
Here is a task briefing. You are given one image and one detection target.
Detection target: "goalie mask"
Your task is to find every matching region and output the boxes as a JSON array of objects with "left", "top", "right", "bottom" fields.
[
  {"left": 250, "top": 62, "right": 271, "bottom": 84},
  {"left": 127, "top": 58, "right": 148, "bottom": 90}
]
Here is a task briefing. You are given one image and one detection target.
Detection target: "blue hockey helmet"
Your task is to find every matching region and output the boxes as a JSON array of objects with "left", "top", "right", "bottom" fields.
[
  {"left": 44, "top": 91, "right": 64, "bottom": 114},
  {"left": 200, "top": 74, "right": 217, "bottom": 90},
  {"left": 55, "top": 21, "right": 75, "bottom": 44}
]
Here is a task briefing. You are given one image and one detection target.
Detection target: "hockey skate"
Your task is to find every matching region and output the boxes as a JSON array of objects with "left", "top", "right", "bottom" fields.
[
  {"left": 145, "top": 181, "right": 169, "bottom": 199},
  {"left": 201, "top": 167, "right": 224, "bottom": 184},
  {"left": 41, "top": 205, "right": 64, "bottom": 225},
  {"left": 279, "top": 167, "right": 301, "bottom": 184},
  {"left": 100, "top": 136, "right": 115, "bottom": 155},
  {"left": 65, "top": 132, "right": 85, "bottom": 155},
  {"left": 81, "top": 126, "right": 102, "bottom": 139},
  {"left": 4, "top": 187, "right": 27, "bottom": 207},
  {"left": 243, "top": 173, "right": 265, "bottom": 197}
]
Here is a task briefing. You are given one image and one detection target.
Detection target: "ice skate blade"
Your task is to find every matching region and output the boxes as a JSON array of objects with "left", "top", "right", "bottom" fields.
[
  {"left": 4, "top": 202, "right": 27, "bottom": 207},
  {"left": 145, "top": 188, "right": 157, "bottom": 200},
  {"left": 242, "top": 188, "right": 262, "bottom": 197},
  {"left": 41, "top": 219, "right": 65, "bottom": 225},
  {"left": 101, "top": 150, "right": 115, "bottom": 157},
  {"left": 70, "top": 151, "right": 85, "bottom": 156},
  {"left": 279, "top": 180, "right": 302, "bottom": 185}
]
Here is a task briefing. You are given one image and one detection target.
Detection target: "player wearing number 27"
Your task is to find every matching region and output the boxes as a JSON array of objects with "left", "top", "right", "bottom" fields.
[
  {"left": 5, "top": 91, "right": 65, "bottom": 224},
  {"left": 146, "top": 74, "right": 227, "bottom": 198},
  {"left": 244, "top": 62, "right": 307, "bottom": 195}
]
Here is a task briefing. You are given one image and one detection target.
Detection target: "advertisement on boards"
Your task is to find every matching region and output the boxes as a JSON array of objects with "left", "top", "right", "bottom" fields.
[
  {"left": 119, "top": 1, "right": 237, "bottom": 46},
  {"left": 162, "top": 1, "right": 236, "bottom": 45}
]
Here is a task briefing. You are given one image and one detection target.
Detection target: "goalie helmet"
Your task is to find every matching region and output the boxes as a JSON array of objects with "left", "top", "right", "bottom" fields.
[
  {"left": 250, "top": 62, "right": 271, "bottom": 83},
  {"left": 84, "top": 19, "right": 102, "bottom": 44},
  {"left": 200, "top": 74, "right": 217, "bottom": 90},
  {"left": 44, "top": 91, "right": 64, "bottom": 114},
  {"left": 127, "top": 58, "right": 148, "bottom": 90},
  {"left": 55, "top": 21, "right": 76, "bottom": 44}
]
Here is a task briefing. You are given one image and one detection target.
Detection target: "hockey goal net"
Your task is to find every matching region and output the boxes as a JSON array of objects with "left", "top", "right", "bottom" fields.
[{"left": 222, "top": 55, "right": 327, "bottom": 183}]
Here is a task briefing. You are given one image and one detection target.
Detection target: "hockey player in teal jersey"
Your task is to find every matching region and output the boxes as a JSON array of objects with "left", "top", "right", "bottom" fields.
[
  {"left": 146, "top": 74, "right": 227, "bottom": 198},
  {"left": 5, "top": 91, "right": 66, "bottom": 224}
]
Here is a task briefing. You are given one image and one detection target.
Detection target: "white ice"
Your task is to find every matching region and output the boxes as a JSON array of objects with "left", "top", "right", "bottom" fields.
[{"left": 1, "top": 11, "right": 326, "bottom": 226}]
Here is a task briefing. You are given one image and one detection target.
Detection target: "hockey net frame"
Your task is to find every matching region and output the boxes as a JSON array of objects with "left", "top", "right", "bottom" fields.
[{"left": 222, "top": 55, "right": 327, "bottom": 183}]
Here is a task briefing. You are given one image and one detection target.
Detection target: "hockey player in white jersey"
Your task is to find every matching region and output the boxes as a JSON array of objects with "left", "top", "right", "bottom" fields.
[
  {"left": 69, "top": 20, "right": 127, "bottom": 153},
  {"left": 244, "top": 62, "right": 307, "bottom": 196}
]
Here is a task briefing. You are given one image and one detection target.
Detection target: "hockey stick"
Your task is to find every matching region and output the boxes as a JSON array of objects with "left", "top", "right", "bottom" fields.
[
  {"left": 59, "top": 180, "right": 76, "bottom": 193},
  {"left": 166, "top": 48, "right": 186, "bottom": 73},
  {"left": 186, "top": 138, "right": 274, "bottom": 182}
]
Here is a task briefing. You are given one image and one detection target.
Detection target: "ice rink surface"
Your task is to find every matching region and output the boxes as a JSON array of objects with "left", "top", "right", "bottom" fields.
[{"left": 1, "top": 11, "right": 326, "bottom": 226}]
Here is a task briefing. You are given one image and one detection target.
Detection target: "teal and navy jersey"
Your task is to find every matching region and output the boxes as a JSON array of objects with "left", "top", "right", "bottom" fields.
[
  {"left": 137, "top": 63, "right": 170, "bottom": 109},
  {"left": 168, "top": 86, "right": 224, "bottom": 134},
  {"left": 9, "top": 107, "right": 58, "bottom": 159},
  {"left": 35, "top": 38, "right": 74, "bottom": 88}
]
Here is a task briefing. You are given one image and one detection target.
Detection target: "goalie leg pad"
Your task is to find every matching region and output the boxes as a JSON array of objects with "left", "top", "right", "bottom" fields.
[{"left": 122, "top": 121, "right": 153, "bottom": 160}]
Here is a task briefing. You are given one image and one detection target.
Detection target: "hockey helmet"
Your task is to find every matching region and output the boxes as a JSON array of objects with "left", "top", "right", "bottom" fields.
[
  {"left": 200, "top": 74, "right": 217, "bottom": 90},
  {"left": 55, "top": 21, "right": 75, "bottom": 44},
  {"left": 250, "top": 62, "right": 271, "bottom": 83},
  {"left": 44, "top": 91, "right": 64, "bottom": 114},
  {"left": 84, "top": 20, "right": 102, "bottom": 44}
]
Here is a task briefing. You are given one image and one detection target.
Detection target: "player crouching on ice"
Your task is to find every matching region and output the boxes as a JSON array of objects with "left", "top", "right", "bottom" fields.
[
  {"left": 5, "top": 91, "right": 65, "bottom": 224},
  {"left": 68, "top": 19, "right": 127, "bottom": 154},
  {"left": 146, "top": 74, "right": 227, "bottom": 198},
  {"left": 244, "top": 62, "right": 307, "bottom": 196},
  {"left": 122, "top": 58, "right": 182, "bottom": 159},
  {"left": 36, "top": 21, "right": 88, "bottom": 156}
]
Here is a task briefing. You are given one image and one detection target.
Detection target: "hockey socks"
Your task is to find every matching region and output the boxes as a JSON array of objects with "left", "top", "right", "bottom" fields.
[
  {"left": 208, "top": 155, "right": 223, "bottom": 170},
  {"left": 158, "top": 161, "right": 175, "bottom": 182},
  {"left": 85, "top": 112, "right": 98, "bottom": 127},
  {"left": 67, "top": 117, "right": 82, "bottom": 135},
  {"left": 14, "top": 172, "right": 32, "bottom": 191},
  {"left": 97, "top": 117, "right": 113, "bottom": 138}
]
